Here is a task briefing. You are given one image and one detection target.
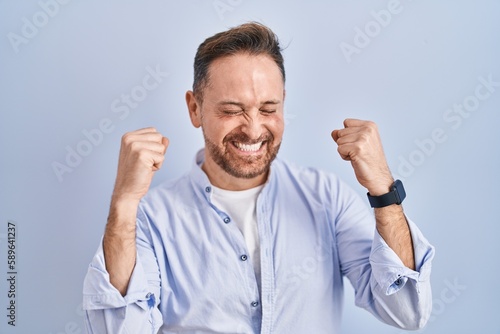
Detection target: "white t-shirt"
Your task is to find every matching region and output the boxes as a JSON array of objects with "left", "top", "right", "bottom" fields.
[{"left": 211, "top": 184, "right": 263, "bottom": 294}]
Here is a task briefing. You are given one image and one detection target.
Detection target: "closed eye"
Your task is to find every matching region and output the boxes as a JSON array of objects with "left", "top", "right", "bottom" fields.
[
  {"left": 260, "top": 109, "right": 276, "bottom": 114},
  {"left": 222, "top": 110, "right": 243, "bottom": 116}
]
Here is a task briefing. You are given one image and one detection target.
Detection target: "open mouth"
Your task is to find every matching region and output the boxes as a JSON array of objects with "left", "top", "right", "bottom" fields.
[{"left": 232, "top": 141, "right": 265, "bottom": 152}]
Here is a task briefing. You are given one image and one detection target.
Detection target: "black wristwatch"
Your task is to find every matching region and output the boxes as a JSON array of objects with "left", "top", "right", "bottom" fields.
[{"left": 367, "top": 179, "right": 406, "bottom": 208}]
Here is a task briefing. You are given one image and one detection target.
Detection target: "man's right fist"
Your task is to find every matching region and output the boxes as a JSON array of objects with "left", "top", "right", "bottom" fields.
[{"left": 111, "top": 127, "right": 169, "bottom": 204}]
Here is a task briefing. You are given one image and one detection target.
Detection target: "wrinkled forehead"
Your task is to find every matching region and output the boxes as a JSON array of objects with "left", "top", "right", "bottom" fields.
[{"left": 203, "top": 53, "right": 285, "bottom": 104}]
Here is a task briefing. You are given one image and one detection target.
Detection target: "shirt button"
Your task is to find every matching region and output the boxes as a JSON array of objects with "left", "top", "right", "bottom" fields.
[
  {"left": 251, "top": 301, "right": 259, "bottom": 307},
  {"left": 240, "top": 254, "right": 248, "bottom": 261},
  {"left": 205, "top": 186, "right": 211, "bottom": 193},
  {"left": 223, "top": 217, "right": 231, "bottom": 223}
]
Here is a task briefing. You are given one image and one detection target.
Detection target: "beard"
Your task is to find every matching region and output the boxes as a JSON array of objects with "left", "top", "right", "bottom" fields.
[{"left": 203, "top": 129, "right": 281, "bottom": 179}]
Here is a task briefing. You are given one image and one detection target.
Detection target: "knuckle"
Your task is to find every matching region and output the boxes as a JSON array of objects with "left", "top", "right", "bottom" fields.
[
  {"left": 362, "top": 126, "right": 375, "bottom": 137},
  {"left": 122, "top": 131, "right": 140, "bottom": 145},
  {"left": 129, "top": 140, "right": 141, "bottom": 152},
  {"left": 359, "top": 132, "right": 369, "bottom": 141},
  {"left": 121, "top": 132, "right": 131, "bottom": 144},
  {"left": 366, "top": 121, "right": 377, "bottom": 131},
  {"left": 152, "top": 133, "right": 163, "bottom": 142}
]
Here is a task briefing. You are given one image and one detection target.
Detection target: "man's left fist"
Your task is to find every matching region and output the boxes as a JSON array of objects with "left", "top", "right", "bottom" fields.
[{"left": 331, "top": 118, "right": 394, "bottom": 196}]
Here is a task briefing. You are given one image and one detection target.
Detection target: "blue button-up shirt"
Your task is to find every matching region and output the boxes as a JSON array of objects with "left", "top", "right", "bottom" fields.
[{"left": 83, "top": 150, "right": 434, "bottom": 333}]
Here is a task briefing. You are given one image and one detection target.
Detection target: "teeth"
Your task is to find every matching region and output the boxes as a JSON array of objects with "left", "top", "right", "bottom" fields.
[{"left": 235, "top": 142, "right": 263, "bottom": 152}]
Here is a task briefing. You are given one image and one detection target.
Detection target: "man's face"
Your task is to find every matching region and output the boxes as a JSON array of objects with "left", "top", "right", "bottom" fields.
[{"left": 191, "top": 53, "right": 285, "bottom": 180}]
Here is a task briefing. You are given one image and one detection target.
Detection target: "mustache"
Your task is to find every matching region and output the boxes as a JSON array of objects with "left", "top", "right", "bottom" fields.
[{"left": 223, "top": 131, "right": 273, "bottom": 145}]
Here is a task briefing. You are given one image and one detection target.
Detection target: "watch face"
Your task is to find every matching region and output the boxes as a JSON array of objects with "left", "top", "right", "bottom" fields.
[{"left": 394, "top": 180, "right": 406, "bottom": 204}]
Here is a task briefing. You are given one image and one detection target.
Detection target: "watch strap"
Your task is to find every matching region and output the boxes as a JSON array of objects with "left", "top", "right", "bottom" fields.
[{"left": 367, "top": 180, "right": 406, "bottom": 208}]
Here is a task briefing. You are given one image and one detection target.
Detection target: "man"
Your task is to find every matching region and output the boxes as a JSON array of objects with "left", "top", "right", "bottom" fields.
[{"left": 83, "top": 22, "right": 434, "bottom": 333}]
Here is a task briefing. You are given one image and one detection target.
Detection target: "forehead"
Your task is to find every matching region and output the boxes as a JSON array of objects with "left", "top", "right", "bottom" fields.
[{"left": 203, "top": 53, "right": 284, "bottom": 103}]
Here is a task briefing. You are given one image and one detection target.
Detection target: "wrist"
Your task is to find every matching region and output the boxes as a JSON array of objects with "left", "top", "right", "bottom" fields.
[
  {"left": 110, "top": 193, "right": 141, "bottom": 210},
  {"left": 367, "top": 177, "right": 394, "bottom": 196},
  {"left": 110, "top": 194, "right": 140, "bottom": 204},
  {"left": 107, "top": 197, "right": 140, "bottom": 231},
  {"left": 367, "top": 179, "right": 406, "bottom": 208}
]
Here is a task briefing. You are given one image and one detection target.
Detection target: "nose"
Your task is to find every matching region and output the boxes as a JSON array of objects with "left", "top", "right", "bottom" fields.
[{"left": 240, "top": 111, "right": 264, "bottom": 140}]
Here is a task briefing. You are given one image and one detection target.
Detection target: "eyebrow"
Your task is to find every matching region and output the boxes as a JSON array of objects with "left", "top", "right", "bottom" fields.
[{"left": 217, "top": 99, "right": 281, "bottom": 107}]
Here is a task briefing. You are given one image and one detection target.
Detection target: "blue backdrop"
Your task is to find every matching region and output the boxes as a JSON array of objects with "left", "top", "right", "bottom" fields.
[{"left": 1, "top": 0, "right": 499, "bottom": 333}]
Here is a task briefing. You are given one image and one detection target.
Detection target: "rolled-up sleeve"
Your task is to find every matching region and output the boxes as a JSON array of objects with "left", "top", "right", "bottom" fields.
[
  {"left": 82, "top": 218, "right": 163, "bottom": 334},
  {"left": 334, "top": 176, "right": 435, "bottom": 330},
  {"left": 364, "top": 218, "right": 435, "bottom": 329}
]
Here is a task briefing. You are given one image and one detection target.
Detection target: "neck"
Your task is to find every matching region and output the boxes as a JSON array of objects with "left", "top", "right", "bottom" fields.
[{"left": 201, "top": 157, "right": 268, "bottom": 191}]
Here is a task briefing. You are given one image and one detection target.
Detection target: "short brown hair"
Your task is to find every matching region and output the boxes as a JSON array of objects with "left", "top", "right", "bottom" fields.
[{"left": 192, "top": 22, "right": 285, "bottom": 101}]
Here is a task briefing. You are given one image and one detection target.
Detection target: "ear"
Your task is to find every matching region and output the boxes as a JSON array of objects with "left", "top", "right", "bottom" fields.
[{"left": 186, "top": 90, "right": 202, "bottom": 128}]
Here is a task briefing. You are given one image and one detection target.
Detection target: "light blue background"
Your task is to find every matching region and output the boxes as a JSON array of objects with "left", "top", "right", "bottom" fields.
[{"left": 1, "top": 0, "right": 499, "bottom": 333}]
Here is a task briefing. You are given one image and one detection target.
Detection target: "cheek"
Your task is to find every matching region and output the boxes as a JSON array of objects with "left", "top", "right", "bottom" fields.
[
  {"left": 267, "top": 116, "right": 285, "bottom": 140},
  {"left": 203, "top": 119, "right": 236, "bottom": 143}
]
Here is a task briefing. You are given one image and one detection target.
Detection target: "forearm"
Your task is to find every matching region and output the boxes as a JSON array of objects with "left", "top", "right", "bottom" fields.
[
  {"left": 84, "top": 201, "right": 164, "bottom": 332},
  {"left": 103, "top": 198, "right": 139, "bottom": 295},
  {"left": 374, "top": 204, "right": 415, "bottom": 270}
]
